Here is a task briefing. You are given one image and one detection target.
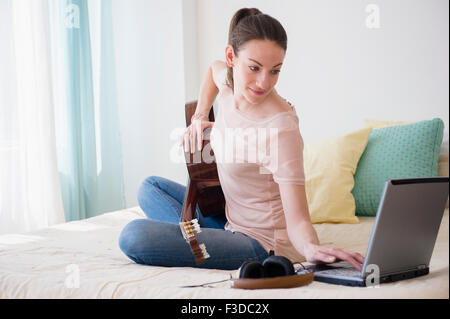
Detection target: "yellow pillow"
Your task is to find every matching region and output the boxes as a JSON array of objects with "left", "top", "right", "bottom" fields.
[
  {"left": 303, "top": 128, "right": 372, "bottom": 224},
  {"left": 363, "top": 119, "right": 449, "bottom": 208}
]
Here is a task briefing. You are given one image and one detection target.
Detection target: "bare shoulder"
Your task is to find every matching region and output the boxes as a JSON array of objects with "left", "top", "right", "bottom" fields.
[
  {"left": 211, "top": 60, "right": 228, "bottom": 90},
  {"left": 268, "top": 93, "right": 295, "bottom": 115}
]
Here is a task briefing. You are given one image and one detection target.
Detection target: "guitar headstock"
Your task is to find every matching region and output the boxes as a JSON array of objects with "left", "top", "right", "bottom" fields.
[
  {"left": 180, "top": 219, "right": 201, "bottom": 240},
  {"left": 179, "top": 219, "right": 210, "bottom": 264}
]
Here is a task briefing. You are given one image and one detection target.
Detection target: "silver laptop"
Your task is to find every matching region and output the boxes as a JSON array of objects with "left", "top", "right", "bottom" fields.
[{"left": 308, "top": 177, "right": 449, "bottom": 287}]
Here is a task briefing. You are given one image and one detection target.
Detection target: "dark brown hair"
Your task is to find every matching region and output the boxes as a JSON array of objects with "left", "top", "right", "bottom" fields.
[{"left": 226, "top": 8, "right": 288, "bottom": 91}]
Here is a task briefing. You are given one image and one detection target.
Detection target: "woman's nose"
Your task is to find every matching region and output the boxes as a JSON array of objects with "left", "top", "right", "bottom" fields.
[{"left": 256, "top": 72, "right": 270, "bottom": 90}]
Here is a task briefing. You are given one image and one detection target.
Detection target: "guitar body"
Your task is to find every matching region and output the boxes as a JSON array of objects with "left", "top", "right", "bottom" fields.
[{"left": 181, "top": 101, "right": 226, "bottom": 222}]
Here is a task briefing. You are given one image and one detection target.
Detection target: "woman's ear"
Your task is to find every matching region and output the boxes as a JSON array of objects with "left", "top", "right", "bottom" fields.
[{"left": 225, "top": 45, "right": 235, "bottom": 67}]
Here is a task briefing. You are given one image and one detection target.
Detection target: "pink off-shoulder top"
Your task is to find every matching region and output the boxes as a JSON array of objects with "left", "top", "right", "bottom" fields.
[{"left": 210, "top": 83, "right": 307, "bottom": 263}]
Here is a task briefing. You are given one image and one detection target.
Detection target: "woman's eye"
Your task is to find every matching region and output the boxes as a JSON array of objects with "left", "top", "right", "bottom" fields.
[{"left": 249, "top": 66, "right": 281, "bottom": 75}]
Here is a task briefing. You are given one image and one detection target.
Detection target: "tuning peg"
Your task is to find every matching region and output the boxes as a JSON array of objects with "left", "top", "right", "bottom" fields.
[
  {"left": 199, "top": 243, "right": 210, "bottom": 259},
  {"left": 180, "top": 219, "right": 201, "bottom": 239}
]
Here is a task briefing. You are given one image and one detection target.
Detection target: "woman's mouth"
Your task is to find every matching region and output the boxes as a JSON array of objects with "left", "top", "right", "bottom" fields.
[{"left": 249, "top": 88, "right": 265, "bottom": 96}]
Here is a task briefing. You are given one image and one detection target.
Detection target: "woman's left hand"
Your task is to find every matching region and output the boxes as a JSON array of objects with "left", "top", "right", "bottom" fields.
[{"left": 303, "top": 243, "right": 365, "bottom": 271}]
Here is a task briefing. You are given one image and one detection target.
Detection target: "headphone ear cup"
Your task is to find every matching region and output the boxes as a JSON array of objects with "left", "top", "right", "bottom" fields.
[
  {"left": 262, "top": 256, "right": 295, "bottom": 278},
  {"left": 239, "top": 260, "right": 265, "bottom": 279}
]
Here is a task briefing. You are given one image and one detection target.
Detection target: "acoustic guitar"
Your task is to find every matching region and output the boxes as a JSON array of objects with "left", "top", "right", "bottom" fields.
[
  {"left": 181, "top": 101, "right": 226, "bottom": 221},
  {"left": 179, "top": 101, "right": 226, "bottom": 264}
]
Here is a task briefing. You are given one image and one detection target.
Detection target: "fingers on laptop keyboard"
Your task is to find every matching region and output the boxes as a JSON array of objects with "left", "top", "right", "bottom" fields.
[{"left": 319, "top": 247, "right": 363, "bottom": 271}]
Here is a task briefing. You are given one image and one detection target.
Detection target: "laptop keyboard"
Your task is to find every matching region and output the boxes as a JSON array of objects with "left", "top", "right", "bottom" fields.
[
  {"left": 310, "top": 262, "right": 362, "bottom": 278},
  {"left": 315, "top": 268, "right": 361, "bottom": 278}
]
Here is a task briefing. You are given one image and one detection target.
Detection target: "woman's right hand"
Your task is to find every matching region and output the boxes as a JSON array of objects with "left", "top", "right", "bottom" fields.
[
  {"left": 303, "top": 243, "right": 365, "bottom": 271},
  {"left": 179, "top": 116, "right": 214, "bottom": 154}
]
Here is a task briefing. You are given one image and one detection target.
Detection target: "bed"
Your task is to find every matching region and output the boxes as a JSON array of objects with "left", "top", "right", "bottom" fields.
[{"left": 0, "top": 205, "right": 447, "bottom": 299}]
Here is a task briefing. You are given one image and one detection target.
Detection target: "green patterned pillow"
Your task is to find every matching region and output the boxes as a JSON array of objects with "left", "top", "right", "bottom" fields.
[{"left": 352, "top": 118, "right": 444, "bottom": 216}]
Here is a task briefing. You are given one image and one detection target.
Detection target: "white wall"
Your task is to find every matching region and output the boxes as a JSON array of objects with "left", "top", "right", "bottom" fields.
[
  {"left": 182, "top": 0, "right": 199, "bottom": 103},
  {"left": 112, "top": 0, "right": 188, "bottom": 207},
  {"left": 193, "top": 0, "right": 449, "bottom": 147}
]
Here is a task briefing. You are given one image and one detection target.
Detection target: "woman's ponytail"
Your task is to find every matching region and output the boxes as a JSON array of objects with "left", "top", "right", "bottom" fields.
[{"left": 227, "top": 8, "right": 262, "bottom": 45}]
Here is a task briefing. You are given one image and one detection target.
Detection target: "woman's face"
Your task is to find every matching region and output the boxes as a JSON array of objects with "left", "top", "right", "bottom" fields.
[{"left": 226, "top": 39, "right": 285, "bottom": 105}]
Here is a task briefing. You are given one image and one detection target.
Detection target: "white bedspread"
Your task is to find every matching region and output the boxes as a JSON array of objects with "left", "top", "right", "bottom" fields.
[{"left": 0, "top": 207, "right": 448, "bottom": 299}]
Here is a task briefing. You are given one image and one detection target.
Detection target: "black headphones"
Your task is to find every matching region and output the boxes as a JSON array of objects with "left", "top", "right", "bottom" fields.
[
  {"left": 180, "top": 254, "right": 313, "bottom": 289},
  {"left": 239, "top": 255, "right": 295, "bottom": 279}
]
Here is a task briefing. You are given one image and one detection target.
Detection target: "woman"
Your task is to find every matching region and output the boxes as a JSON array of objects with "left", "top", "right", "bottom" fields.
[{"left": 119, "top": 8, "right": 364, "bottom": 270}]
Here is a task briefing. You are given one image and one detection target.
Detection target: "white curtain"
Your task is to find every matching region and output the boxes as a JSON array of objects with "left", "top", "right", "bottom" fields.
[{"left": 0, "top": 0, "right": 65, "bottom": 234}]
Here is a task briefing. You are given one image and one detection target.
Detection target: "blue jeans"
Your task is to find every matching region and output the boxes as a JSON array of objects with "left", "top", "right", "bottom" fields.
[{"left": 118, "top": 176, "right": 269, "bottom": 270}]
